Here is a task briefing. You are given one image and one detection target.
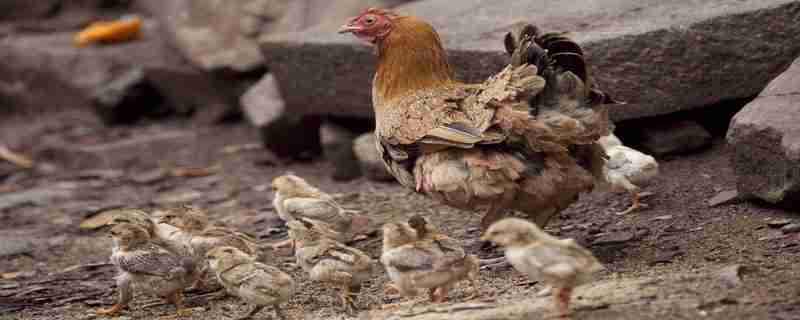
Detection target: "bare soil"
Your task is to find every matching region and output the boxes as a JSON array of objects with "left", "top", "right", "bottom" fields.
[{"left": 1, "top": 111, "right": 798, "bottom": 320}]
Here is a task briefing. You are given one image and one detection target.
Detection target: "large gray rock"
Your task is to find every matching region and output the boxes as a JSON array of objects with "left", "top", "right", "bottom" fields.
[
  {"left": 135, "top": 0, "right": 287, "bottom": 72},
  {"left": 0, "top": 20, "right": 229, "bottom": 119},
  {"left": 260, "top": 0, "right": 800, "bottom": 122},
  {"left": 727, "top": 56, "right": 800, "bottom": 208}
]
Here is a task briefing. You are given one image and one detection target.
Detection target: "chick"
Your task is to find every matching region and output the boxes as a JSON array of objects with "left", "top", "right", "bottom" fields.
[
  {"left": 155, "top": 205, "right": 258, "bottom": 257},
  {"left": 271, "top": 174, "right": 367, "bottom": 247},
  {"left": 287, "top": 219, "right": 373, "bottom": 313},
  {"left": 97, "top": 223, "right": 195, "bottom": 317},
  {"left": 155, "top": 205, "right": 259, "bottom": 290},
  {"left": 406, "top": 215, "right": 480, "bottom": 301},
  {"left": 206, "top": 246, "right": 295, "bottom": 320},
  {"left": 380, "top": 221, "right": 478, "bottom": 306},
  {"left": 598, "top": 133, "right": 659, "bottom": 215},
  {"left": 105, "top": 208, "right": 187, "bottom": 256},
  {"left": 481, "top": 218, "right": 603, "bottom": 317}
]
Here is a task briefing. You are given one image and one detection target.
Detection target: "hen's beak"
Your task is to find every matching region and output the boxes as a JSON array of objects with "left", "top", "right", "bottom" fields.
[{"left": 338, "top": 23, "right": 362, "bottom": 34}]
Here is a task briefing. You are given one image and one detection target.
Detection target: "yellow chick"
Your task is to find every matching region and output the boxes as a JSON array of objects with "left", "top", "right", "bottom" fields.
[
  {"left": 482, "top": 218, "right": 603, "bottom": 317},
  {"left": 97, "top": 223, "right": 195, "bottom": 318},
  {"left": 206, "top": 246, "right": 295, "bottom": 320},
  {"left": 598, "top": 133, "right": 659, "bottom": 215},
  {"left": 287, "top": 219, "right": 373, "bottom": 313},
  {"left": 271, "top": 173, "right": 368, "bottom": 247}
]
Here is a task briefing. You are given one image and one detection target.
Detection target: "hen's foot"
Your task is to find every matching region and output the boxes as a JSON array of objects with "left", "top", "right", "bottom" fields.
[{"left": 96, "top": 304, "right": 124, "bottom": 316}]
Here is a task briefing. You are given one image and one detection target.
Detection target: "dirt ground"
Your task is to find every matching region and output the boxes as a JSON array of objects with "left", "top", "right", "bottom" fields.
[{"left": 1, "top": 110, "right": 799, "bottom": 320}]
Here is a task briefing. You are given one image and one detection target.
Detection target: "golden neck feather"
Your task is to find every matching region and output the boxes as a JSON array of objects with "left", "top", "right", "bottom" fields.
[{"left": 374, "top": 16, "right": 453, "bottom": 106}]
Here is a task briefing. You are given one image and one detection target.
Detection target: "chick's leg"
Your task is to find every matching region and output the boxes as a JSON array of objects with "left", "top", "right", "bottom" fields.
[
  {"left": 553, "top": 286, "right": 573, "bottom": 318},
  {"left": 97, "top": 274, "right": 133, "bottom": 316},
  {"left": 616, "top": 190, "right": 651, "bottom": 215},
  {"left": 236, "top": 305, "right": 264, "bottom": 320},
  {"left": 159, "top": 291, "right": 191, "bottom": 319},
  {"left": 339, "top": 285, "right": 358, "bottom": 314}
]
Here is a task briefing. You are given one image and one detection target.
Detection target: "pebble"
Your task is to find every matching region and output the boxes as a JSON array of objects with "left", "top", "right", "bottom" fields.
[
  {"left": 767, "top": 218, "right": 792, "bottom": 228},
  {"left": 129, "top": 168, "right": 168, "bottom": 184},
  {"left": 592, "top": 230, "right": 635, "bottom": 246},
  {"left": 707, "top": 189, "right": 739, "bottom": 207},
  {"left": 781, "top": 223, "right": 800, "bottom": 234},
  {"left": 0, "top": 236, "right": 34, "bottom": 258}
]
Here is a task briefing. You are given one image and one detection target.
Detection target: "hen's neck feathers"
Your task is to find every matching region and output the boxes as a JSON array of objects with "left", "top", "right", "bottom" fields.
[{"left": 374, "top": 16, "right": 453, "bottom": 109}]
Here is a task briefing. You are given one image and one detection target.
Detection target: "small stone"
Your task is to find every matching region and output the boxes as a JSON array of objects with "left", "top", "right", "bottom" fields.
[
  {"left": 0, "top": 237, "right": 34, "bottom": 258},
  {"left": 639, "top": 120, "right": 712, "bottom": 156},
  {"left": 592, "top": 230, "right": 635, "bottom": 246},
  {"left": 205, "top": 190, "right": 231, "bottom": 204},
  {"left": 76, "top": 169, "right": 125, "bottom": 180},
  {"left": 651, "top": 215, "right": 673, "bottom": 221},
  {"left": 153, "top": 191, "right": 204, "bottom": 205},
  {"left": 708, "top": 189, "right": 739, "bottom": 207},
  {"left": 92, "top": 68, "right": 167, "bottom": 125},
  {"left": 0, "top": 282, "right": 19, "bottom": 289},
  {"left": 716, "top": 264, "right": 752, "bottom": 287},
  {"left": 0, "top": 187, "right": 75, "bottom": 211},
  {"left": 320, "top": 122, "right": 361, "bottom": 181},
  {"left": 353, "top": 132, "right": 396, "bottom": 182},
  {"left": 130, "top": 168, "right": 168, "bottom": 184},
  {"left": 648, "top": 249, "right": 683, "bottom": 266},
  {"left": 781, "top": 223, "right": 800, "bottom": 234},
  {"left": 767, "top": 218, "right": 792, "bottom": 228},
  {"left": 1, "top": 270, "right": 36, "bottom": 280}
]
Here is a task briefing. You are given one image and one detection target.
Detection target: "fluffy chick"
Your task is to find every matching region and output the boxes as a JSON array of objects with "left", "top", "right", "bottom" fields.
[
  {"left": 155, "top": 205, "right": 258, "bottom": 257},
  {"left": 287, "top": 219, "right": 373, "bottom": 313},
  {"left": 271, "top": 174, "right": 364, "bottom": 246},
  {"left": 406, "top": 214, "right": 480, "bottom": 301},
  {"left": 206, "top": 246, "right": 295, "bottom": 320},
  {"left": 155, "top": 205, "right": 259, "bottom": 290},
  {"left": 97, "top": 223, "right": 195, "bottom": 318},
  {"left": 381, "top": 221, "right": 477, "bottom": 306},
  {"left": 598, "top": 133, "right": 659, "bottom": 215},
  {"left": 106, "top": 208, "right": 188, "bottom": 257},
  {"left": 482, "top": 218, "right": 603, "bottom": 317}
]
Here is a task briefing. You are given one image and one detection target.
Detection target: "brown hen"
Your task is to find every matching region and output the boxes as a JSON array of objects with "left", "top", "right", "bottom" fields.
[{"left": 339, "top": 9, "right": 613, "bottom": 229}]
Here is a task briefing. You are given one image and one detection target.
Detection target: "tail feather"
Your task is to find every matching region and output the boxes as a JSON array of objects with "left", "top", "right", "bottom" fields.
[{"left": 498, "top": 24, "right": 612, "bottom": 154}]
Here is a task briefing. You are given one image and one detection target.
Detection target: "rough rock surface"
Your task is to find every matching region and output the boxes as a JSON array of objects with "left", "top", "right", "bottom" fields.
[
  {"left": 727, "top": 56, "right": 800, "bottom": 208},
  {"left": 260, "top": 0, "right": 800, "bottom": 122},
  {"left": 639, "top": 121, "right": 712, "bottom": 156},
  {"left": 0, "top": 20, "right": 228, "bottom": 119},
  {"left": 353, "top": 132, "right": 395, "bottom": 182},
  {"left": 134, "top": 0, "right": 287, "bottom": 72}
]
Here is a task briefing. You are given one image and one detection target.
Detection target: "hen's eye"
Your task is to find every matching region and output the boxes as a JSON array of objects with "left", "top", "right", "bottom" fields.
[{"left": 364, "top": 16, "right": 376, "bottom": 24}]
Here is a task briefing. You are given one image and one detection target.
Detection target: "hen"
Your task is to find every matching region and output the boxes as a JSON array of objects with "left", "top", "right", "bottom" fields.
[
  {"left": 597, "top": 133, "right": 659, "bottom": 215},
  {"left": 339, "top": 9, "right": 613, "bottom": 229}
]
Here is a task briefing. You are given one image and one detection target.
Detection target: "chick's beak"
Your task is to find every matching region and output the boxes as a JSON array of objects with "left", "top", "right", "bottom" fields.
[{"left": 480, "top": 234, "right": 491, "bottom": 242}]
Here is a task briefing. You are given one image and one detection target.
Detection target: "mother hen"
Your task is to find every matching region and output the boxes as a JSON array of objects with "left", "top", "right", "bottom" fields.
[{"left": 339, "top": 8, "right": 614, "bottom": 229}]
